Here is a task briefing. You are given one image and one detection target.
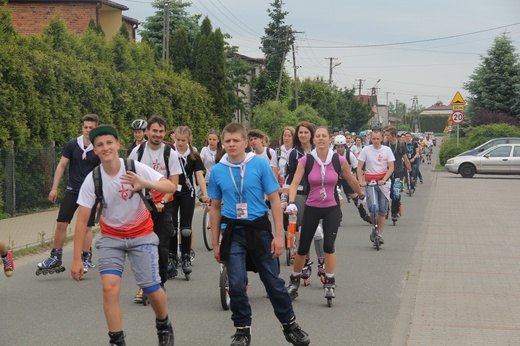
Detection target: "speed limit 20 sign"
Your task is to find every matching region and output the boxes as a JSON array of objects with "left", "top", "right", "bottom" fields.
[{"left": 451, "top": 111, "right": 464, "bottom": 125}]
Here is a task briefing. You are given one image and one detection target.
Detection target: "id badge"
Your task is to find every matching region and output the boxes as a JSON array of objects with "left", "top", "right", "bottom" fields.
[
  {"left": 319, "top": 187, "right": 327, "bottom": 201},
  {"left": 236, "top": 203, "right": 248, "bottom": 219}
]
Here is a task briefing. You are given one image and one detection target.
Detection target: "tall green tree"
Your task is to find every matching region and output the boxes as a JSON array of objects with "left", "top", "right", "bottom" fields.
[
  {"left": 254, "top": 0, "right": 292, "bottom": 104},
  {"left": 192, "top": 17, "right": 230, "bottom": 127},
  {"left": 171, "top": 26, "right": 190, "bottom": 72},
  {"left": 464, "top": 34, "right": 520, "bottom": 120}
]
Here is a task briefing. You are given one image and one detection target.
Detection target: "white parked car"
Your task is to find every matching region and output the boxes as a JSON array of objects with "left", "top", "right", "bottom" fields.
[{"left": 445, "top": 144, "right": 520, "bottom": 178}]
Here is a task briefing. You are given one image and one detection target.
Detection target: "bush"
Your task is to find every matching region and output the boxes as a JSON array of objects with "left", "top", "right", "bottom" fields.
[{"left": 439, "top": 137, "right": 468, "bottom": 165}]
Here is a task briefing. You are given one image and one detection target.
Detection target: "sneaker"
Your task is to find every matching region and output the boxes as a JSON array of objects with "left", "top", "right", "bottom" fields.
[
  {"left": 134, "top": 288, "right": 143, "bottom": 303},
  {"left": 156, "top": 319, "right": 174, "bottom": 346},
  {"left": 230, "top": 327, "right": 251, "bottom": 346},
  {"left": 370, "top": 228, "right": 376, "bottom": 242},
  {"left": 282, "top": 320, "right": 310, "bottom": 346},
  {"left": 2, "top": 250, "right": 14, "bottom": 277},
  {"left": 82, "top": 261, "right": 89, "bottom": 274}
]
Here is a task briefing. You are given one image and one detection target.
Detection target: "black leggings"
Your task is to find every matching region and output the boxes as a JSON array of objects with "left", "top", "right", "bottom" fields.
[
  {"left": 298, "top": 205, "right": 341, "bottom": 255},
  {"left": 170, "top": 192, "right": 196, "bottom": 257}
]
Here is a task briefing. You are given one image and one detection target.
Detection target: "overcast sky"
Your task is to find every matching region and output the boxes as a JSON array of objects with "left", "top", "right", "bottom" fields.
[{"left": 119, "top": 0, "right": 520, "bottom": 109}]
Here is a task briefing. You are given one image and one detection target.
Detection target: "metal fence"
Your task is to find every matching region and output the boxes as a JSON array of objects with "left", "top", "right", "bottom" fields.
[{"left": 0, "top": 142, "right": 61, "bottom": 216}]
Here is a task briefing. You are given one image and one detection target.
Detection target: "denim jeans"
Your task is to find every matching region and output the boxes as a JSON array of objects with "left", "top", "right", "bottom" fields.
[{"left": 226, "top": 228, "right": 295, "bottom": 327}]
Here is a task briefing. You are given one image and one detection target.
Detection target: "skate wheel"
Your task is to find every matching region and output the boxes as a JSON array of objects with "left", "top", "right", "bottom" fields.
[
  {"left": 327, "top": 298, "right": 333, "bottom": 307},
  {"left": 303, "top": 279, "right": 310, "bottom": 287},
  {"left": 36, "top": 269, "right": 42, "bottom": 276},
  {"left": 43, "top": 270, "right": 48, "bottom": 275},
  {"left": 185, "top": 274, "right": 190, "bottom": 281}
]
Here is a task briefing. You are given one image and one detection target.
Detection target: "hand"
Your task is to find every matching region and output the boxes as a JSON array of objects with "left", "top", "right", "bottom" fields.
[
  {"left": 48, "top": 189, "right": 58, "bottom": 203},
  {"left": 378, "top": 180, "right": 386, "bottom": 186},
  {"left": 360, "top": 181, "right": 367, "bottom": 187},
  {"left": 213, "top": 244, "right": 223, "bottom": 264},
  {"left": 285, "top": 203, "right": 298, "bottom": 214},
  {"left": 357, "top": 196, "right": 367, "bottom": 207},
  {"left": 120, "top": 171, "right": 145, "bottom": 191},
  {"left": 271, "top": 236, "right": 284, "bottom": 258},
  {"left": 201, "top": 195, "right": 211, "bottom": 204},
  {"left": 70, "top": 259, "right": 84, "bottom": 282},
  {"left": 155, "top": 203, "right": 165, "bottom": 213}
]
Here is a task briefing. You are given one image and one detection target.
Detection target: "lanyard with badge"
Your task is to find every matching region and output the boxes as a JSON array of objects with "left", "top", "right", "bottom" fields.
[
  {"left": 229, "top": 165, "right": 248, "bottom": 219},
  {"left": 318, "top": 162, "right": 327, "bottom": 201}
]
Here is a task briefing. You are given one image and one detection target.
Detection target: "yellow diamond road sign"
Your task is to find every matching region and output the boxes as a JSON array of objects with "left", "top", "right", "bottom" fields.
[{"left": 450, "top": 91, "right": 466, "bottom": 105}]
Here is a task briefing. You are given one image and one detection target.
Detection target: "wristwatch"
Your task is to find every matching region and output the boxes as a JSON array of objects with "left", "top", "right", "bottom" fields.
[{"left": 160, "top": 200, "right": 166, "bottom": 205}]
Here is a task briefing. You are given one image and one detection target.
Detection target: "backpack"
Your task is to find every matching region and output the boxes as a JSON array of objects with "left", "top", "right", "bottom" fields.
[
  {"left": 136, "top": 142, "right": 172, "bottom": 178},
  {"left": 88, "top": 158, "right": 157, "bottom": 225},
  {"left": 265, "top": 146, "right": 273, "bottom": 161},
  {"left": 303, "top": 153, "right": 342, "bottom": 204}
]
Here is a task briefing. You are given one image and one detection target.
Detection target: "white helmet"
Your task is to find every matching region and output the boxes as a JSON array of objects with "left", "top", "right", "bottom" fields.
[
  {"left": 131, "top": 119, "right": 147, "bottom": 130},
  {"left": 334, "top": 134, "right": 347, "bottom": 146}
]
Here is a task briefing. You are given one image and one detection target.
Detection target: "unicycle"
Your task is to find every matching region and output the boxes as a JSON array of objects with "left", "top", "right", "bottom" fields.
[{"left": 368, "top": 181, "right": 381, "bottom": 251}]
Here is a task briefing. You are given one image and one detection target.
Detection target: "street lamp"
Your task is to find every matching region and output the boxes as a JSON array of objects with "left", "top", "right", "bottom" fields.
[{"left": 329, "top": 61, "right": 342, "bottom": 85}]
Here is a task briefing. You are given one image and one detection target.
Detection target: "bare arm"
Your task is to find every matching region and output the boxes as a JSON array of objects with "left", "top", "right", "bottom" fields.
[
  {"left": 49, "top": 156, "right": 70, "bottom": 203},
  {"left": 195, "top": 170, "right": 210, "bottom": 203},
  {"left": 210, "top": 199, "right": 223, "bottom": 263},
  {"left": 70, "top": 206, "right": 91, "bottom": 281},
  {"left": 267, "top": 190, "right": 284, "bottom": 258},
  {"left": 121, "top": 174, "right": 175, "bottom": 194}
]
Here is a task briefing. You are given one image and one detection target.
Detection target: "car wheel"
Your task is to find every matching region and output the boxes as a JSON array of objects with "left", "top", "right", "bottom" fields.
[{"left": 459, "top": 163, "right": 476, "bottom": 178}]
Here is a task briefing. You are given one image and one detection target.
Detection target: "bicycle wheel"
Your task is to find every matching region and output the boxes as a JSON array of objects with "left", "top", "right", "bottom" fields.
[
  {"left": 219, "top": 265, "right": 230, "bottom": 310},
  {"left": 202, "top": 209, "right": 213, "bottom": 251}
]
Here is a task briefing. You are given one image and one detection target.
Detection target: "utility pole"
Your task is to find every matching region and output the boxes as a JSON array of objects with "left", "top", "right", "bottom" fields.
[
  {"left": 292, "top": 40, "right": 299, "bottom": 108},
  {"left": 326, "top": 57, "right": 340, "bottom": 85},
  {"left": 276, "top": 29, "right": 291, "bottom": 102},
  {"left": 355, "top": 79, "right": 365, "bottom": 96},
  {"left": 411, "top": 96, "right": 419, "bottom": 132},
  {"left": 162, "top": 0, "right": 170, "bottom": 61}
]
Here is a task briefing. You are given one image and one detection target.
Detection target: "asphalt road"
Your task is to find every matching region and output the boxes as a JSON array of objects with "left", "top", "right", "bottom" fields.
[{"left": 0, "top": 161, "right": 435, "bottom": 346}]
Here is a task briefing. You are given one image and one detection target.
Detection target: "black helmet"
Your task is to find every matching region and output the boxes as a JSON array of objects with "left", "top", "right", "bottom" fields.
[{"left": 131, "top": 119, "right": 147, "bottom": 130}]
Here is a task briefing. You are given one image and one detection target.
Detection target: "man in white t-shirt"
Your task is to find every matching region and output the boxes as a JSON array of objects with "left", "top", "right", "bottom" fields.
[
  {"left": 357, "top": 129, "right": 395, "bottom": 245},
  {"left": 129, "top": 115, "right": 182, "bottom": 298},
  {"left": 70, "top": 125, "right": 176, "bottom": 346},
  {"left": 248, "top": 129, "right": 279, "bottom": 179}
]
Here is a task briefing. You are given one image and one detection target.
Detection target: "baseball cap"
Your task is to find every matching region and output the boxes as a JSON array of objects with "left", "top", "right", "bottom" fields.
[{"left": 89, "top": 124, "right": 119, "bottom": 142}]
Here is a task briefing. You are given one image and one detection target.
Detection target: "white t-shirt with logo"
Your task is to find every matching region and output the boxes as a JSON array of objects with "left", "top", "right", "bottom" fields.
[{"left": 357, "top": 145, "right": 395, "bottom": 177}]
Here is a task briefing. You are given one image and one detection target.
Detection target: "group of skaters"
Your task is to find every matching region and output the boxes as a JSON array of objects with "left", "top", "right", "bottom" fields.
[{"left": 22, "top": 112, "right": 433, "bottom": 346}]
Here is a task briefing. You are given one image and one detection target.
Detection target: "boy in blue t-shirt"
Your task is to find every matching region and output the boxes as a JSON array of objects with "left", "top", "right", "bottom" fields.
[{"left": 208, "top": 123, "right": 310, "bottom": 346}]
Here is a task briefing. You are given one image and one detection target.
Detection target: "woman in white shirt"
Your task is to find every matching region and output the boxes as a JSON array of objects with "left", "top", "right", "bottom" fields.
[{"left": 199, "top": 129, "right": 224, "bottom": 182}]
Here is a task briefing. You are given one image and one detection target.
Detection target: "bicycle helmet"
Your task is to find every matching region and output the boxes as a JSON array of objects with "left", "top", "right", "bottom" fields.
[
  {"left": 360, "top": 131, "right": 366, "bottom": 136},
  {"left": 131, "top": 119, "right": 147, "bottom": 130},
  {"left": 333, "top": 134, "right": 347, "bottom": 146}
]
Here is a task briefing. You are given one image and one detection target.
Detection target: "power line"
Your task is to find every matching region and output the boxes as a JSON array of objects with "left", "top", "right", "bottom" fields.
[{"left": 305, "top": 22, "right": 520, "bottom": 49}]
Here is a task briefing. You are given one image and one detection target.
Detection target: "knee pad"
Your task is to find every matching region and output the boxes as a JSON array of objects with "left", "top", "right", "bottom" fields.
[{"left": 180, "top": 228, "right": 192, "bottom": 237}]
